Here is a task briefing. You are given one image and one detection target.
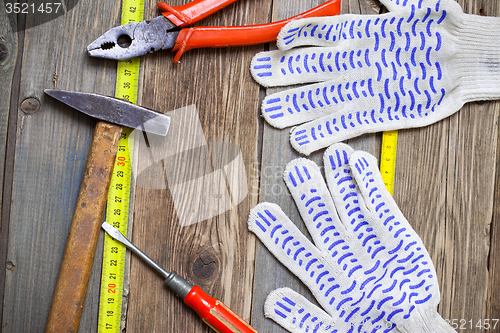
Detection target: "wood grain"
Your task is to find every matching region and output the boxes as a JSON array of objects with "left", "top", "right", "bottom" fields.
[
  {"left": 251, "top": 1, "right": 381, "bottom": 332},
  {"left": 481, "top": 0, "right": 500, "bottom": 326},
  {"left": 1, "top": 0, "right": 499, "bottom": 332},
  {"left": 124, "top": 0, "right": 267, "bottom": 331},
  {"left": 0, "top": 0, "right": 121, "bottom": 330},
  {"left": 252, "top": 0, "right": 500, "bottom": 332},
  {"left": 45, "top": 122, "right": 121, "bottom": 333}
]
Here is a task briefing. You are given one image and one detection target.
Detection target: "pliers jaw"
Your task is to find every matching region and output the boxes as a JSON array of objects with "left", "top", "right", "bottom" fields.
[{"left": 87, "top": 16, "right": 177, "bottom": 60}]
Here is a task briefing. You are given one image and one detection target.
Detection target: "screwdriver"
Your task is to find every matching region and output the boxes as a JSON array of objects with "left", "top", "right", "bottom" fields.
[{"left": 101, "top": 222, "right": 257, "bottom": 333}]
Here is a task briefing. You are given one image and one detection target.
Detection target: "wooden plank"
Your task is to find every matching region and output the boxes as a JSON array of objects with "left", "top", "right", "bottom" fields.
[
  {"left": 488, "top": 134, "right": 500, "bottom": 325},
  {"left": 251, "top": 1, "right": 380, "bottom": 332},
  {"left": 395, "top": 1, "right": 500, "bottom": 331},
  {"left": 1, "top": 0, "right": 122, "bottom": 330},
  {"left": 0, "top": 2, "right": 19, "bottom": 327},
  {"left": 124, "top": 0, "right": 267, "bottom": 331}
]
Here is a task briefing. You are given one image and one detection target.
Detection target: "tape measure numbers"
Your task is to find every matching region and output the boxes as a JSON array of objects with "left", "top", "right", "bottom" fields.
[
  {"left": 99, "top": 127, "right": 134, "bottom": 332},
  {"left": 98, "top": 0, "right": 144, "bottom": 331},
  {"left": 380, "top": 130, "right": 398, "bottom": 196}
]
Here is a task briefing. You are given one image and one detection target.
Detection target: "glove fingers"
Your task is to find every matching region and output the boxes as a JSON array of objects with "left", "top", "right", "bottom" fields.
[
  {"left": 323, "top": 144, "right": 413, "bottom": 254},
  {"left": 276, "top": 0, "right": 459, "bottom": 53},
  {"left": 283, "top": 158, "right": 351, "bottom": 252},
  {"left": 252, "top": 24, "right": 394, "bottom": 89},
  {"left": 264, "top": 288, "right": 337, "bottom": 333},
  {"left": 251, "top": 48, "right": 349, "bottom": 88}
]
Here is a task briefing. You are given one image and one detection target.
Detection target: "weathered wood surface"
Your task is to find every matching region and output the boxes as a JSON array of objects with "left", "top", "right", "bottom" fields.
[
  {"left": 124, "top": 0, "right": 266, "bottom": 331},
  {"left": 1, "top": 0, "right": 499, "bottom": 332},
  {"left": 0, "top": 0, "right": 121, "bottom": 330}
]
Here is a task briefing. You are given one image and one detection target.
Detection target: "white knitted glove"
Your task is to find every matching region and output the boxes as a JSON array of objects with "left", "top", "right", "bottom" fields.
[
  {"left": 248, "top": 143, "right": 455, "bottom": 333},
  {"left": 251, "top": 0, "right": 500, "bottom": 155}
]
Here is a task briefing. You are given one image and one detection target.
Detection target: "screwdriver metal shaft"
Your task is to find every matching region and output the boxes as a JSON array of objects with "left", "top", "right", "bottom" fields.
[{"left": 101, "top": 222, "right": 257, "bottom": 333}]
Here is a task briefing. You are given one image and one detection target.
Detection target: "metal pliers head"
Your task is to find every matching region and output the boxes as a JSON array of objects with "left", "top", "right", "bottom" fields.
[{"left": 87, "top": 16, "right": 177, "bottom": 60}]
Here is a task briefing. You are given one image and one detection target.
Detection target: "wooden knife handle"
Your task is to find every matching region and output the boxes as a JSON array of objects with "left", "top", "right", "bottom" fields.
[{"left": 45, "top": 121, "right": 122, "bottom": 333}]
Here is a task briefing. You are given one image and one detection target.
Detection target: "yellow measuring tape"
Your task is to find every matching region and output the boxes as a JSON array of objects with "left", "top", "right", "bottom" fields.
[
  {"left": 380, "top": 130, "right": 398, "bottom": 196},
  {"left": 98, "top": 0, "right": 144, "bottom": 331}
]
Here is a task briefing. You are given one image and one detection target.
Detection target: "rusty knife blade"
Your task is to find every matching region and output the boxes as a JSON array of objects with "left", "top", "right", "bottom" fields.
[{"left": 44, "top": 89, "right": 170, "bottom": 136}]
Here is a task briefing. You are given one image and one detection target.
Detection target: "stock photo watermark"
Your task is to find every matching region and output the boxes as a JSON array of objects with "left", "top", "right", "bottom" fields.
[{"left": 129, "top": 105, "right": 248, "bottom": 227}]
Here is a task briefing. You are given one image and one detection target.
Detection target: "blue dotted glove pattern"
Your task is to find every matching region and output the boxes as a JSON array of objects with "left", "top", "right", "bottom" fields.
[
  {"left": 250, "top": 0, "right": 490, "bottom": 155},
  {"left": 248, "top": 144, "right": 451, "bottom": 333}
]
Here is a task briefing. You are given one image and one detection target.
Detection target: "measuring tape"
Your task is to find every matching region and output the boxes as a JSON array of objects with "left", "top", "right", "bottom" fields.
[
  {"left": 380, "top": 130, "right": 398, "bottom": 196},
  {"left": 98, "top": 0, "right": 144, "bottom": 331}
]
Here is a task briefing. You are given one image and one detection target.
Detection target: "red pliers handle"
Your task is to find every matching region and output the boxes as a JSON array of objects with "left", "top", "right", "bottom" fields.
[
  {"left": 161, "top": 0, "right": 341, "bottom": 62},
  {"left": 159, "top": 0, "right": 239, "bottom": 27}
]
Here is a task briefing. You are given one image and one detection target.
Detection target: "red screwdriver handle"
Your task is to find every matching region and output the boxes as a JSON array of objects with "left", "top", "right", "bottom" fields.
[
  {"left": 184, "top": 286, "right": 257, "bottom": 333},
  {"left": 158, "top": 0, "right": 238, "bottom": 27},
  {"left": 170, "top": 0, "right": 341, "bottom": 63}
]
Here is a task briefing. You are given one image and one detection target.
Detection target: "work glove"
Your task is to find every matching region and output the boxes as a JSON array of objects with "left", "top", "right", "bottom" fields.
[
  {"left": 251, "top": 0, "right": 500, "bottom": 155},
  {"left": 248, "top": 143, "right": 455, "bottom": 332}
]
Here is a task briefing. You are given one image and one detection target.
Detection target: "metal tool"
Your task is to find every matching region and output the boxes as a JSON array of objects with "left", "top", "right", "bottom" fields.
[
  {"left": 87, "top": 0, "right": 341, "bottom": 62},
  {"left": 101, "top": 222, "right": 258, "bottom": 333},
  {"left": 44, "top": 90, "right": 170, "bottom": 333},
  {"left": 380, "top": 130, "right": 398, "bottom": 196}
]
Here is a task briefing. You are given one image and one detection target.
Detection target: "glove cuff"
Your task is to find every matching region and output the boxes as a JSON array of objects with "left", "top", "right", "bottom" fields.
[
  {"left": 398, "top": 308, "right": 455, "bottom": 333},
  {"left": 456, "top": 14, "right": 500, "bottom": 102}
]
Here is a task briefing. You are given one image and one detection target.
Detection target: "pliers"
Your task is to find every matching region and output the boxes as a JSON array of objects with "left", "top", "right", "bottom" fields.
[{"left": 87, "top": 0, "right": 340, "bottom": 63}]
